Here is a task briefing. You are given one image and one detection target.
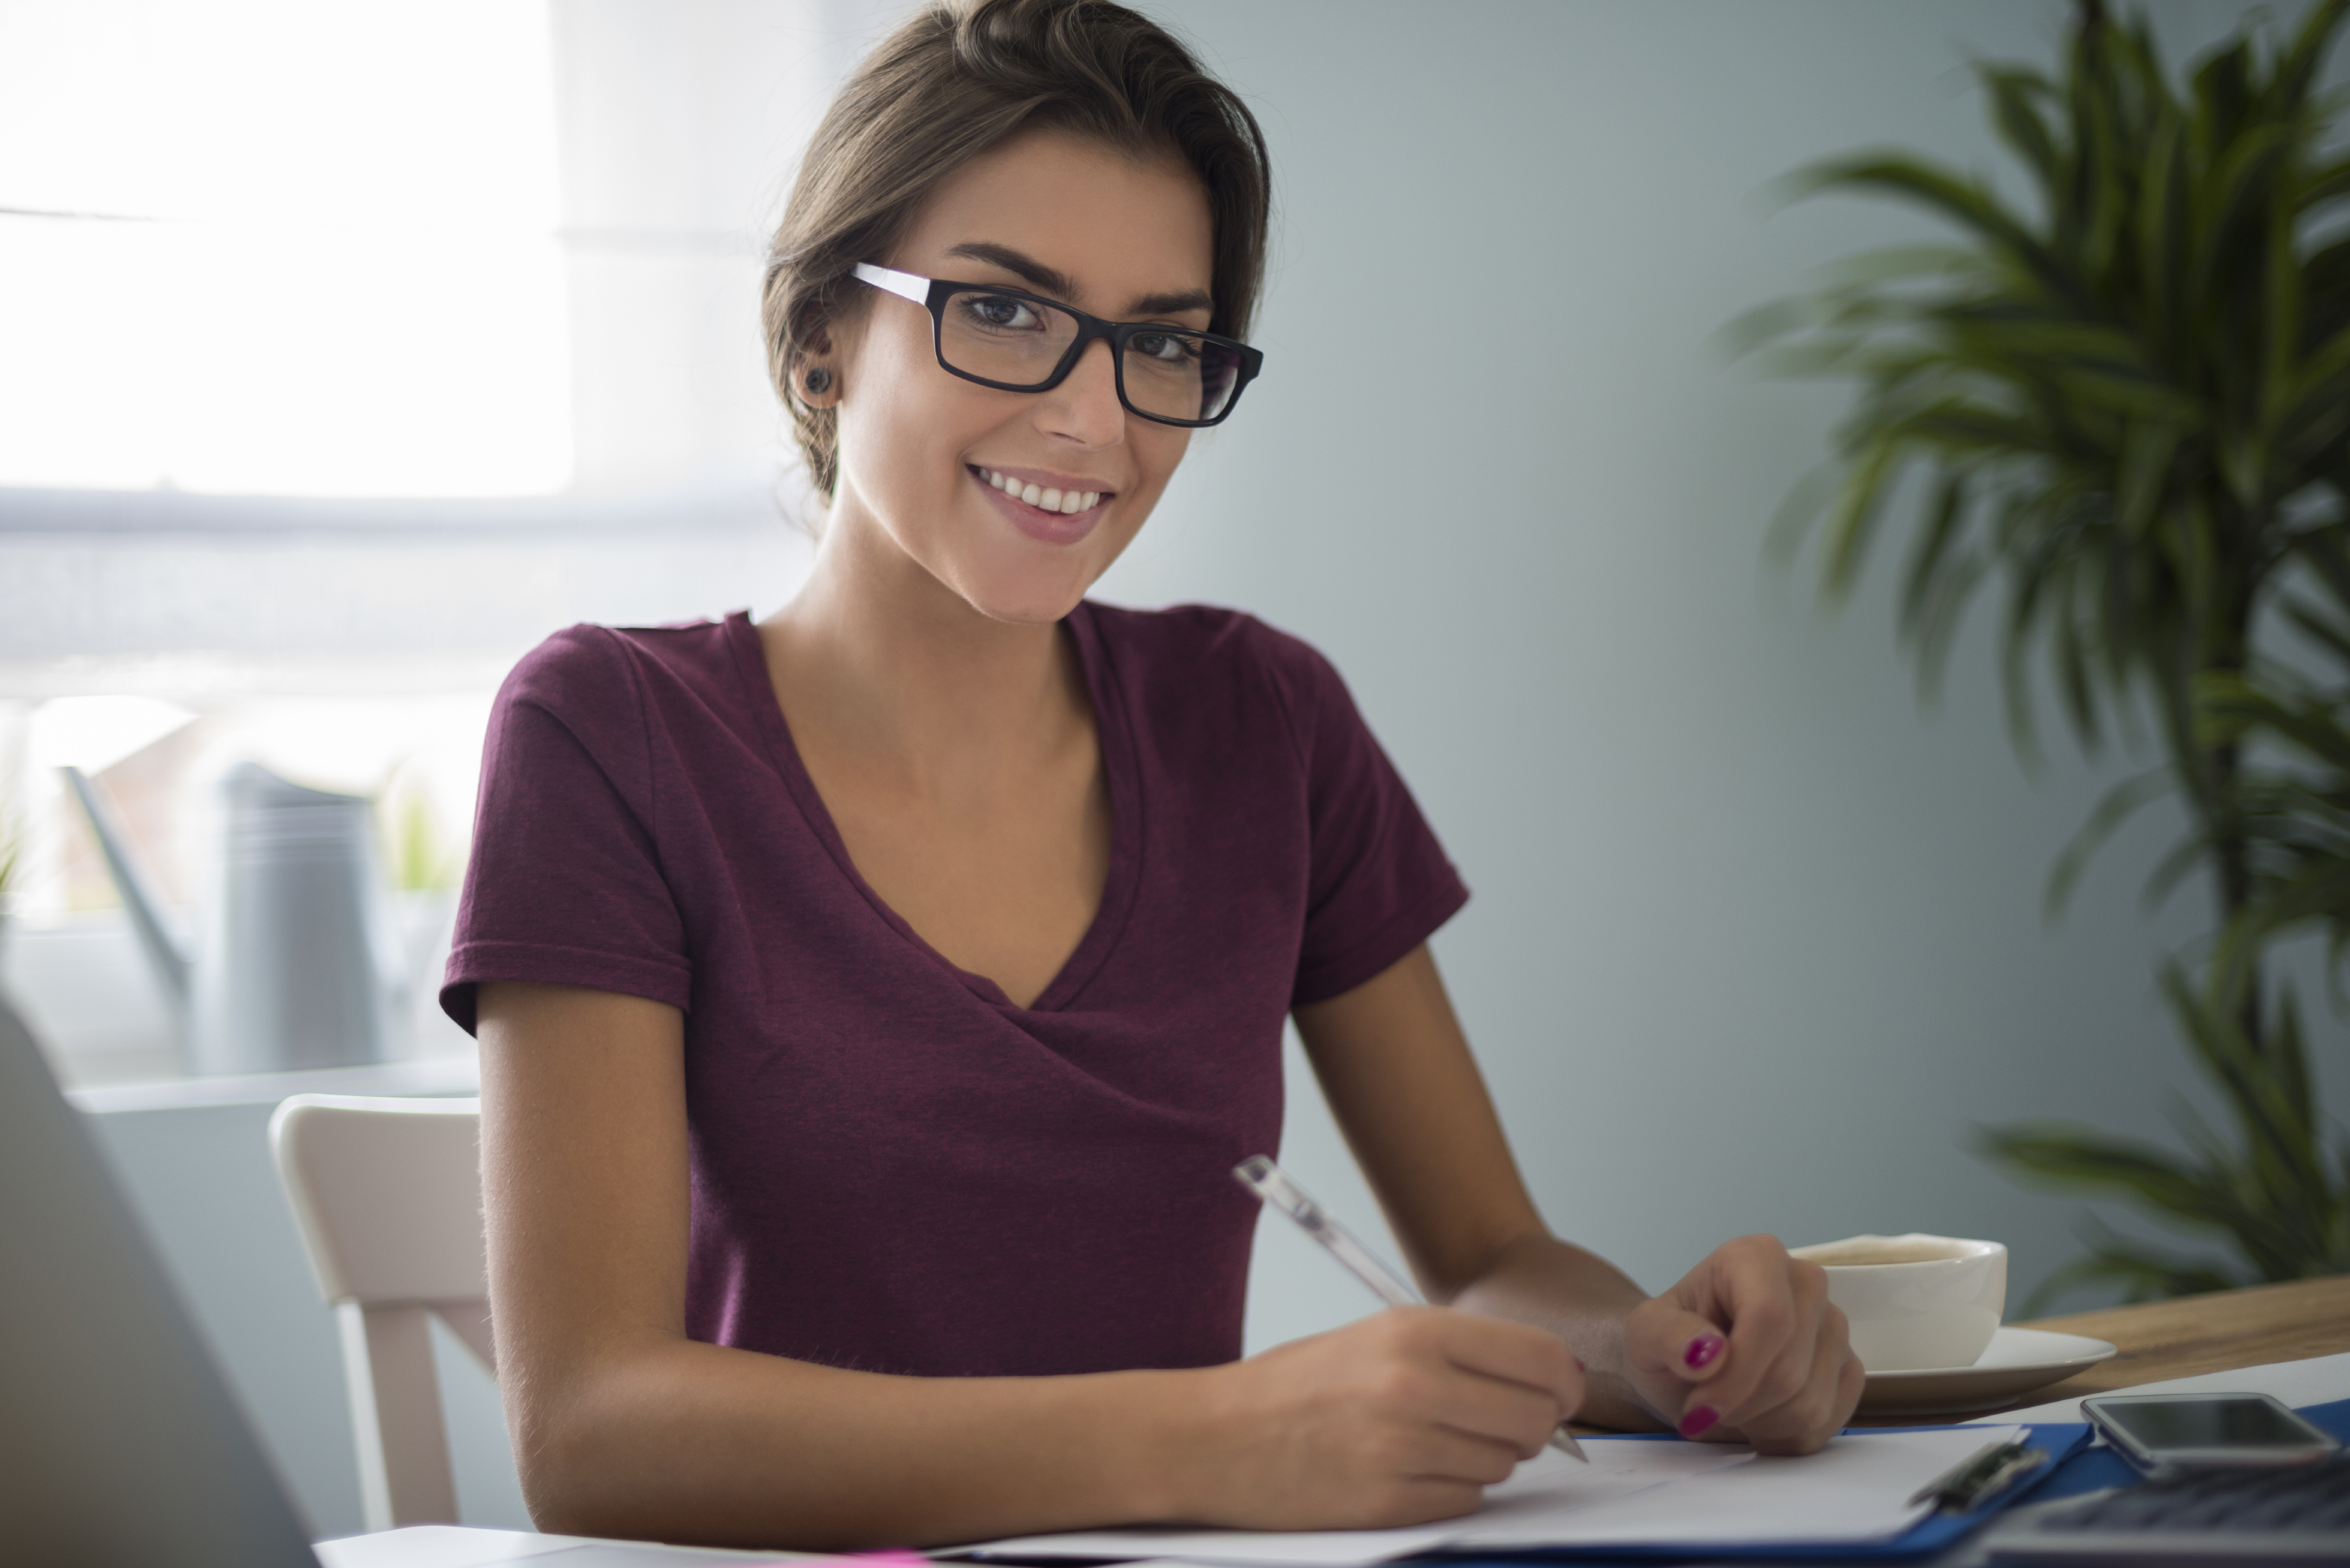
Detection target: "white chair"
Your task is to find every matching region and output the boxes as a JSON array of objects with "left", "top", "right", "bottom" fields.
[{"left": 269, "top": 1094, "right": 492, "bottom": 1533}]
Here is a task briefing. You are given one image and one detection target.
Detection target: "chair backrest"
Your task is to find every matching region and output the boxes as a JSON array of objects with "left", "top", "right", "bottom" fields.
[{"left": 268, "top": 1094, "right": 491, "bottom": 1533}]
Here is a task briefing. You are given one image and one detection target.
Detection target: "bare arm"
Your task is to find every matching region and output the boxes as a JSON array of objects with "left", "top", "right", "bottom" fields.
[
  {"left": 1294, "top": 945, "right": 1862, "bottom": 1450},
  {"left": 479, "top": 979, "right": 1582, "bottom": 1548},
  {"left": 1292, "top": 946, "right": 1655, "bottom": 1427}
]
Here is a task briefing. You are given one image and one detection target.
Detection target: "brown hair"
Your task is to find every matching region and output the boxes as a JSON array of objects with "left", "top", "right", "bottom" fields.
[{"left": 761, "top": 0, "right": 1272, "bottom": 498}]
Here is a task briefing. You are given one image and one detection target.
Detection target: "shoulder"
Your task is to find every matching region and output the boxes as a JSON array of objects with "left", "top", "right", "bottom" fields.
[
  {"left": 487, "top": 617, "right": 757, "bottom": 800},
  {"left": 1078, "top": 601, "right": 1356, "bottom": 760},
  {"left": 1080, "top": 601, "right": 1340, "bottom": 689},
  {"left": 498, "top": 616, "right": 742, "bottom": 722}
]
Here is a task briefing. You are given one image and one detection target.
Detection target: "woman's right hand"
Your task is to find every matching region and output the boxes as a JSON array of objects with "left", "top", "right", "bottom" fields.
[{"left": 1172, "top": 1307, "right": 1585, "bottom": 1530}]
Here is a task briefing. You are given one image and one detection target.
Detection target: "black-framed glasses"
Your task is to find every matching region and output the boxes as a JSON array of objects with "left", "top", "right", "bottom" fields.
[{"left": 853, "top": 261, "right": 1262, "bottom": 428}]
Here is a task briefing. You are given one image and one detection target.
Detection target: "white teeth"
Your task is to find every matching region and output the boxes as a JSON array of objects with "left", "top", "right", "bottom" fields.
[{"left": 978, "top": 468, "right": 1103, "bottom": 513}]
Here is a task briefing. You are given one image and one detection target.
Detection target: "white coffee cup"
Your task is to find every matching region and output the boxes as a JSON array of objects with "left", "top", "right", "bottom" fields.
[{"left": 1785, "top": 1234, "right": 2007, "bottom": 1372}]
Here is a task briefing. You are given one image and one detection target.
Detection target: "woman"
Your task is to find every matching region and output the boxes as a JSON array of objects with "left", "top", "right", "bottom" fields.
[{"left": 446, "top": 0, "right": 1863, "bottom": 1550}]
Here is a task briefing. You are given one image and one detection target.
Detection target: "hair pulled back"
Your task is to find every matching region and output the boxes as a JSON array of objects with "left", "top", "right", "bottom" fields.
[{"left": 762, "top": 0, "right": 1272, "bottom": 497}]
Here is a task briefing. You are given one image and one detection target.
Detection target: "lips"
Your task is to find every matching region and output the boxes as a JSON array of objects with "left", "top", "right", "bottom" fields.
[{"left": 969, "top": 463, "right": 1113, "bottom": 546}]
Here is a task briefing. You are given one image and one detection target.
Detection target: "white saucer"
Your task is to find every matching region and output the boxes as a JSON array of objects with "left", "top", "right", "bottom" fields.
[{"left": 1857, "top": 1326, "right": 2118, "bottom": 1414}]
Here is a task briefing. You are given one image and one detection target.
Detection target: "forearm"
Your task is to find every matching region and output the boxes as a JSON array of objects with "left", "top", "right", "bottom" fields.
[
  {"left": 521, "top": 1334, "right": 1202, "bottom": 1549},
  {"left": 1440, "top": 1232, "right": 1665, "bottom": 1431},
  {"left": 1288, "top": 951, "right": 1669, "bottom": 1431}
]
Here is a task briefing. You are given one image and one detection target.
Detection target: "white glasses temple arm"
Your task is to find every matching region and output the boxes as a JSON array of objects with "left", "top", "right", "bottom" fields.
[{"left": 853, "top": 262, "right": 930, "bottom": 305}]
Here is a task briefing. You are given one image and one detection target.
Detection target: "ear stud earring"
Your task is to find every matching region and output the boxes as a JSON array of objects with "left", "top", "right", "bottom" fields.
[{"left": 804, "top": 366, "right": 832, "bottom": 395}]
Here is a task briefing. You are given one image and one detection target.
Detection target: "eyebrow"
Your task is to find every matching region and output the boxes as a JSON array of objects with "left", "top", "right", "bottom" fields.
[
  {"left": 945, "top": 241, "right": 1213, "bottom": 321},
  {"left": 1132, "top": 285, "right": 1216, "bottom": 318}
]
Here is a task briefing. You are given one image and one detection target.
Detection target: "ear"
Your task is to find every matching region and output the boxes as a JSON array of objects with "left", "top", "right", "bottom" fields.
[{"left": 793, "top": 323, "right": 841, "bottom": 410}]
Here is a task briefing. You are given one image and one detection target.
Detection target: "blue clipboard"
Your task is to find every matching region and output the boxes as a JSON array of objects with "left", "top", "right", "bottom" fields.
[{"left": 1428, "top": 1396, "right": 2350, "bottom": 1565}]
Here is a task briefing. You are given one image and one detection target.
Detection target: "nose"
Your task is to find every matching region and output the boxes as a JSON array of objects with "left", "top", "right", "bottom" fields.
[{"left": 1036, "top": 338, "right": 1125, "bottom": 448}]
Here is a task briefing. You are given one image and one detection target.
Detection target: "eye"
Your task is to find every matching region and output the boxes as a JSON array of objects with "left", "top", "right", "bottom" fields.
[
  {"left": 1128, "top": 331, "right": 1198, "bottom": 365},
  {"left": 958, "top": 293, "right": 1045, "bottom": 332}
]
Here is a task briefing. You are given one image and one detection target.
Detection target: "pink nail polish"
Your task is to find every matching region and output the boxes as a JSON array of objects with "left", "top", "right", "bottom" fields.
[
  {"left": 1677, "top": 1404, "right": 1721, "bottom": 1439},
  {"left": 1684, "top": 1333, "right": 1725, "bottom": 1371},
  {"left": 1572, "top": 1355, "right": 1587, "bottom": 1372}
]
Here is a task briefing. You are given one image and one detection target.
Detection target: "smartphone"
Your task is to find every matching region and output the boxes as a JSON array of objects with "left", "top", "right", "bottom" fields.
[{"left": 2082, "top": 1392, "right": 2341, "bottom": 1476}]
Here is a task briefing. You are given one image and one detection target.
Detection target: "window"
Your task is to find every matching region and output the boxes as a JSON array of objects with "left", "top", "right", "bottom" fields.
[
  {"left": 0, "top": 1, "right": 832, "bottom": 1088},
  {"left": 0, "top": 0, "right": 571, "bottom": 497}
]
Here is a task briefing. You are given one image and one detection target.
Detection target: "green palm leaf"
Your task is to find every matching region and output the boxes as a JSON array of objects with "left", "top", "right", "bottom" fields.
[{"left": 1746, "top": 0, "right": 2350, "bottom": 1300}]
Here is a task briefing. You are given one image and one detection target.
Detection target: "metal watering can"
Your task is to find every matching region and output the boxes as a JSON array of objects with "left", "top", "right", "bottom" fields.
[{"left": 65, "top": 762, "right": 406, "bottom": 1076}]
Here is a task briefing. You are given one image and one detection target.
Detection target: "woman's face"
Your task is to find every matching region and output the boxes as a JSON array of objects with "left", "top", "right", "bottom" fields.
[{"left": 819, "top": 131, "right": 1216, "bottom": 625}]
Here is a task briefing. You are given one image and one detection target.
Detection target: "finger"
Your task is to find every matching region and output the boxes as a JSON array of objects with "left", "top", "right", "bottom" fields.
[
  {"left": 1803, "top": 1310, "right": 1866, "bottom": 1450},
  {"left": 1831, "top": 1340, "right": 1866, "bottom": 1429},
  {"left": 1624, "top": 1296, "right": 1733, "bottom": 1384},
  {"left": 1680, "top": 1242, "right": 1815, "bottom": 1435},
  {"left": 1740, "top": 1301, "right": 1859, "bottom": 1455},
  {"left": 1400, "top": 1423, "right": 1534, "bottom": 1487},
  {"left": 1422, "top": 1372, "right": 1578, "bottom": 1459},
  {"left": 1368, "top": 1476, "right": 1488, "bottom": 1530},
  {"left": 1623, "top": 1300, "right": 1740, "bottom": 1438},
  {"left": 1428, "top": 1312, "right": 1585, "bottom": 1415},
  {"left": 1743, "top": 1358, "right": 1860, "bottom": 1455},
  {"left": 1721, "top": 1277, "right": 1821, "bottom": 1433}
]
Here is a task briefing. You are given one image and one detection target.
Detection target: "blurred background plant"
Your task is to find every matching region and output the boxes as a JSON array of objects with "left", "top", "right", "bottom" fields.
[
  {"left": 1737, "top": 0, "right": 2350, "bottom": 1301},
  {"left": 378, "top": 771, "right": 462, "bottom": 896},
  {"left": 0, "top": 792, "right": 18, "bottom": 909}
]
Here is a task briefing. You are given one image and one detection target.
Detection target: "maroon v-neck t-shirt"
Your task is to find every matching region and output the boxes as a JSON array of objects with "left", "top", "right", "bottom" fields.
[{"left": 443, "top": 603, "right": 1467, "bottom": 1378}]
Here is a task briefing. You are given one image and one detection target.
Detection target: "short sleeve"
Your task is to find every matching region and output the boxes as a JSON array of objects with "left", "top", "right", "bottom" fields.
[
  {"left": 1255, "top": 627, "right": 1470, "bottom": 1007},
  {"left": 439, "top": 627, "right": 694, "bottom": 1033}
]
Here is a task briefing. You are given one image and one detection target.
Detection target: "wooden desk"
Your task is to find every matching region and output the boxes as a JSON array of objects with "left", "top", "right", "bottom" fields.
[{"left": 1874, "top": 1274, "right": 2350, "bottom": 1424}]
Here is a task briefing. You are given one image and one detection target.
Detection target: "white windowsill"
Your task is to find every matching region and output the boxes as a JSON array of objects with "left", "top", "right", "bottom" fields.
[
  {"left": 7, "top": 906, "right": 481, "bottom": 1107},
  {"left": 67, "top": 1054, "right": 480, "bottom": 1114}
]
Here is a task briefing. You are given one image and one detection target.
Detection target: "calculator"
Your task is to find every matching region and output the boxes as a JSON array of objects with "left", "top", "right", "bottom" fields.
[{"left": 1986, "top": 1456, "right": 2350, "bottom": 1563}]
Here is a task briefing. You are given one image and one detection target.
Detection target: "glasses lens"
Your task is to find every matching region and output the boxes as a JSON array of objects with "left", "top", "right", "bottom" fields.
[
  {"left": 1121, "top": 330, "right": 1243, "bottom": 423},
  {"left": 938, "top": 289, "right": 1080, "bottom": 387},
  {"left": 938, "top": 290, "right": 1243, "bottom": 423}
]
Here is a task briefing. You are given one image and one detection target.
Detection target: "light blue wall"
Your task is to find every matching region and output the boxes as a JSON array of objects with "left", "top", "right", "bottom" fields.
[
  {"left": 59, "top": 0, "right": 2339, "bottom": 1541},
  {"left": 1086, "top": 0, "right": 2333, "bottom": 1351}
]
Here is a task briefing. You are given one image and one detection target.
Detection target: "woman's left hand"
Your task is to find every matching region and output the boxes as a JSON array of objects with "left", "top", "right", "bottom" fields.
[{"left": 1619, "top": 1235, "right": 1863, "bottom": 1455}]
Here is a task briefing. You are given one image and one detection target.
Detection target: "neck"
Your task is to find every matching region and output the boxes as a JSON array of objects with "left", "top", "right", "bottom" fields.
[{"left": 760, "top": 507, "right": 1088, "bottom": 795}]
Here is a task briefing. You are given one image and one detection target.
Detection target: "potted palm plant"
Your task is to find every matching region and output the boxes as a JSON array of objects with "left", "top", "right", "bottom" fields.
[{"left": 1740, "top": 0, "right": 2350, "bottom": 1300}]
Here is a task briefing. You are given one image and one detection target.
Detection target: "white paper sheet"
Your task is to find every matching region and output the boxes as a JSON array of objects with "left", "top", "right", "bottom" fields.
[
  {"left": 1454, "top": 1425, "right": 2012, "bottom": 1549},
  {"left": 962, "top": 1425, "right": 2024, "bottom": 1565}
]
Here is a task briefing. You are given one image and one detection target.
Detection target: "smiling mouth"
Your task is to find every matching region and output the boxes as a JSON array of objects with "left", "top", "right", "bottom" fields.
[{"left": 973, "top": 465, "right": 1108, "bottom": 515}]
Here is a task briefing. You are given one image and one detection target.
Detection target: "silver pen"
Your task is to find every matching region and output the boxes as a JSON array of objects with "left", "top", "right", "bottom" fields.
[{"left": 1233, "top": 1155, "right": 1589, "bottom": 1462}]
